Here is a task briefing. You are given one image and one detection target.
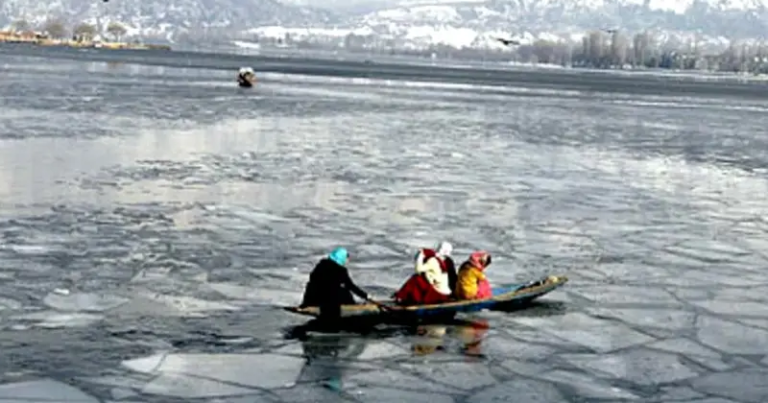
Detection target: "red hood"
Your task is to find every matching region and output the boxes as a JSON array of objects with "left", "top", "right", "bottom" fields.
[{"left": 420, "top": 248, "right": 447, "bottom": 272}]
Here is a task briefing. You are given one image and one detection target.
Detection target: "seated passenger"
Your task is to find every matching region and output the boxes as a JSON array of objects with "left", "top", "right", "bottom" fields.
[
  {"left": 393, "top": 247, "right": 452, "bottom": 305},
  {"left": 300, "top": 247, "right": 369, "bottom": 321},
  {"left": 393, "top": 272, "right": 452, "bottom": 306},
  {"left": 435, "top": 241, "right": 457, "bottom": 295},
  {"left": 414, "top": 247, "right": 452, "bottom": 296},
  {"left": 455, "top": 251, "right": 493, "bottom": 300}
]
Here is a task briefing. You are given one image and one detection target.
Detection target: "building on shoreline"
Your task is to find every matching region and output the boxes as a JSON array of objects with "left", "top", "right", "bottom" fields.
[{"left": 0, "top": 29, "right": 171, "bottom": 51}]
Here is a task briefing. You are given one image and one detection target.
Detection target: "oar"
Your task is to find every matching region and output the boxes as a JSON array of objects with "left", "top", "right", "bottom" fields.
[{"left": 366, "top": 297, "right": 401, "bottom": 312}]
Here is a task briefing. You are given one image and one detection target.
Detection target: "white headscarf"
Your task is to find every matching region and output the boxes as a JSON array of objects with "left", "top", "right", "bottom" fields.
[{"left": 436, "top": 241, "right": 453, "bottom": 258}]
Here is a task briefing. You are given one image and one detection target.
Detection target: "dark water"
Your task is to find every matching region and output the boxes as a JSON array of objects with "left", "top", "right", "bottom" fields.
[{"left": 0, "top": 46, "right": 767, "bottom": 403}]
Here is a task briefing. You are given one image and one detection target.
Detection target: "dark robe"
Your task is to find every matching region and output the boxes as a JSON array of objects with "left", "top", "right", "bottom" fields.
[
  {"left": 444, "top": 256, "right": 458, "bottom": 295},
  {"left": 393, "top": 273, "right": 452, "bottom": 306},
  {"left": 300, "top": 258, "right": 368, "bottom": 321},
  {"left": 238, "top": 73, "right": 254, "bottom": 88}
]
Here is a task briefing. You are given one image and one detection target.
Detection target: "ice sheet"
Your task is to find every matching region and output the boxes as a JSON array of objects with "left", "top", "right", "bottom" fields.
[
  {"left": 122, "top": 352, "right": 305, "bottom": 394},
  {"left": 0, "top": 379, "right": 98, "bottom": 402}
]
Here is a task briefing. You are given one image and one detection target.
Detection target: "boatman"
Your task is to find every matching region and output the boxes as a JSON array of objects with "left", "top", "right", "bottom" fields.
[{"left": 299, "top": 247, "right": 371, "bottom": 323}]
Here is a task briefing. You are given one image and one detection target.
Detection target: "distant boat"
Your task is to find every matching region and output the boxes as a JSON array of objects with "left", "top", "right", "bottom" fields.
[{"left": 237, "top": 67, "right": 256, "bottom": 88}]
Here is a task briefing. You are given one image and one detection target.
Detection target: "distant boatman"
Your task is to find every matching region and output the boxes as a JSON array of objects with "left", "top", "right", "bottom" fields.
[{"left": 237, "top": 67, "right": 256, "bottom": 88}]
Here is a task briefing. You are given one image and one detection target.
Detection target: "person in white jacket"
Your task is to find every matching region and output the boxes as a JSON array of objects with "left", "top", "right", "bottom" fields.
[
  {"left": 435, "top": 241, "right": 458, "bottom": 294},
  {"left": 414, "top": 247, "right": 452, "bottom": 296}
]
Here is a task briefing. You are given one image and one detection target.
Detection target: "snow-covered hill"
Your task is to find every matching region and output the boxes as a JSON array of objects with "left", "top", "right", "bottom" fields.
[
  {"left": 2, "top": 0, "right": 768, "bottom": 50},
  {"left": 0, "top": 0, "right": 334, "bottom": 42},
  {"left": 249, "top": 0, "right": 767, "bottom": 52},
  {"left": 350, "top": 0, "right": 768, "bottom": 37}
]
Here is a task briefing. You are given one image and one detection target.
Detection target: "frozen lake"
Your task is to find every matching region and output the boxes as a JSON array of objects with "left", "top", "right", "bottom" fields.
[{"left": 1, "top": 47, "right": 768, "bottom": 402}]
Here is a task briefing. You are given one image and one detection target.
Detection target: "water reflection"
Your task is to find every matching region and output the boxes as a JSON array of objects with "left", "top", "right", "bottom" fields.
[
  {"left": 298, "top": 334, "right": 366, "bottom": 392},
  {"left": 456, "top": 318, "right": 490, "bottom": 357},
  {"left": 411, "top": 318, "right": 490, "bottom": 357},
  {"left": 284, "top": 320, "right": 387, "bottom": 393},
  {"left": 411, "top": 324, "right": 447, "bottom": 356}
]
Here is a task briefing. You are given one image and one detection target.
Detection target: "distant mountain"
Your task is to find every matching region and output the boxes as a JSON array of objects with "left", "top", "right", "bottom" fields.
[
  {"left": 229, "top": 0, "right": 767, "bottom": 52},
  {"left": 0, "top": 0, "right": 335, "bottom": 41},
  {"left": 2, "top": 0, "right": 768, "bottom": 50},
  {"left": 338, "top": 0, "right": 768, "bottom": 39}
]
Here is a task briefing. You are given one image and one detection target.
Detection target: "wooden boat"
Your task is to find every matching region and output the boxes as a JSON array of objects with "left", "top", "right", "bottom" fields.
[{"left": 284, "top": 274, "right": 567, "bottom": 320}]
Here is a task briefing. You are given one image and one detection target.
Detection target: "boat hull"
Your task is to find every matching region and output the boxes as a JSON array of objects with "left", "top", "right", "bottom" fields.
[{"left": 284, "top": 275, "right": 567, "bottom": 320}]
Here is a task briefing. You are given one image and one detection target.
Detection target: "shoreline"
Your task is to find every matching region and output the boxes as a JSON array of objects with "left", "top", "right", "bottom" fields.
[
  {"left": 1, "top": 41, "right": 767, "bottom": 100},
  {"left": 0, "top": 32, "right": 171, "bottom": 51}
]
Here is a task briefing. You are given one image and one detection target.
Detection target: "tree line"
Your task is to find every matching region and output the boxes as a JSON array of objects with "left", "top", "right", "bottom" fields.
[
  {"left": 10, "top": 18, "right": 128, "bottom": 42},
  {"left": 511, "top": 30, "right": 768, "bottom": 74},
  {"left": 257, "top": 28, "right": 768, "bottom": 75}
]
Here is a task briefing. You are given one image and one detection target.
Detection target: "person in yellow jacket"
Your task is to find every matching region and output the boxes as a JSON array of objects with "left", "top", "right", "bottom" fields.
[{"left": 455, "top": 251, "right": 493, "bottom": 300}]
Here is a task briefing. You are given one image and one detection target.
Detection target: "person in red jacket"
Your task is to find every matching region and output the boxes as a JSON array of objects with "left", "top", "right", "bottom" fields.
[{"left": 393, "top": 247, "right": 452, "bottom": 305}]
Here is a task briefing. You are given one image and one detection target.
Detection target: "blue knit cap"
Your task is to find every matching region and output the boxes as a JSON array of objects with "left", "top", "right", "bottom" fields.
[{"left": 328, "top": 247, "right": 348, "bottom": 266}]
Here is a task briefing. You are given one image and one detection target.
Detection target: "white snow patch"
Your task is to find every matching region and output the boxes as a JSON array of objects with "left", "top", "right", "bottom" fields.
[
  {"left": 43, "top": 292, "right": 129, "bottom": 312},
  {"left": 121, "top": 353, "right": 305, "bottom": 397},
  {"left": 0, "top": 379, "right": 98, "bottom": 402},
  {"left": 11, "top": 311, "right": 105, "bottom": 328}
]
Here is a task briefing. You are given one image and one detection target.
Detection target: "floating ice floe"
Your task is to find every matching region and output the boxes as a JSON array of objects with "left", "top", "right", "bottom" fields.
[
  {"left": 695, "top": 315, "right": 768, "bottom": 355},
  {"left": 656, "top": 386, "right": 706, "bottom": 401},
  {"left": 467, "top": 379, "right": 567, "bottom": 403},
  {"left": 567, "top": 284, "right": 681, "bottom": 306},
  {"left": 480, "top": 336, "right": 557, "bottom": 361},
  {"left": 43, "top": 291, "right": 129, "bottom": 312},
  {"left": 713, "top": 286, "right": 768, "bottom": 302},
  {"left": 690, "top": 368, "right": 768, "bottom": 403},
  {"left": 692, "top": 300, "right": 768, "bottom": 318},
  {"left": 113, "top": 291, "right": 241, "bottom": 317},
  {"left": 1, "top": 244, "right": 52, "bottom": 255},
  {"left": 207, "top": 282, "right": 300, "bottom": 307},
  {"left": 399, "top": 361, "right": 496, "bottom": 391},
  {"left": 585, "top": 307, "right": 696, "bottom": 331},
  {"left": 534, "top": 369, "right": 640, "bottom": 400},
  {"left": 121, "top": 352, "right": 305, "bottom": 398},
  {"left": 0, "top": 296, "right": 23, "bottom": 311},
  {"left": 345, "top": 367, "right": 460, "bottom": 395},
  {"left": 356, "top": 341, "right": 411, "bottom": 361},
  {"left": 562, "top": 349, "right": 699, "bottom": 386},
  {"left": 664, "top": 270, "right": 760, "bottom": 287},
  {"left": 648, "top": 338, "right": 732, "bottom": 371},
  {"left": 355, "top": 386, "right": 457, "bottom": 403},
  {"left": 11, "top": 311, "right": 105, "bottom": 329},
  {"left": 510, "top": 312, "right": 656, "bottom": 353},
  {"left": 0, "top": 379, "right": 98, "bottom": 402}
]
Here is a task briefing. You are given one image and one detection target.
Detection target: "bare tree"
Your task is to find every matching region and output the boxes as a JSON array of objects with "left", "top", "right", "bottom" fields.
[
  {"left": 531, "top": 40, "right": 558, "bottom": 64},
  {"left": 12, "top": 19, "right": 30, "bottom": 32},
  {"left": 73, "top": 23, "right": 96, "bottom": 41},
  {"left": 632, "top": 32, "right": 646, "bottom": 67},
  {"left": 106, "top": 21, "right": 127, "bottom": 42},
  {"left": 43, "top": 19, "right": 67, "bottom": 39},
  {"left": 610, "top": 31, "right": 628, "bottom": 67},
  {"left": 588, "top": 31, "right": 606, "bottom": 66}
]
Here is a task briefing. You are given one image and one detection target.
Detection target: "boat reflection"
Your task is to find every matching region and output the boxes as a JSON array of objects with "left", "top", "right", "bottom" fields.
[
  {"left": 298, "top": 333, "right": 366, "bottom": 392},
  {"left": 411, "top": 324, "right": 447, "bottom": 356},
  {"left": 283, "top": 319, "right": 403, "bottom": 392},
  {"left": 410, "top": 318, "right": 490, "bottom": 357},
  {"left": 106, "top": 61, "right": 124, "bottom": 70}
]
